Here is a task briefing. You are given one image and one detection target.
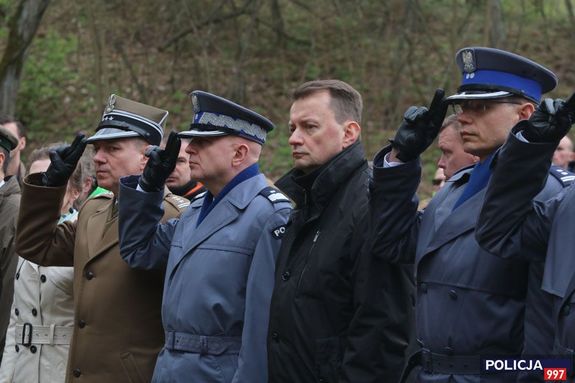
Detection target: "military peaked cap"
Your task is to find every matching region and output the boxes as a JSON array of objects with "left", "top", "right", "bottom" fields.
[
  {"left": 0, "top": 126, "right": 17, "bottom": 152},
  {"left": 86, "top": 94, "right": 168, "bottom": 145}
]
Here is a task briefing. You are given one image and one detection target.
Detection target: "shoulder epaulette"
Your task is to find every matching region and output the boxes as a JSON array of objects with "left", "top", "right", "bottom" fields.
[
  {"left": 549, "top": 165, "right": 575, "bottom": 187},
  {"left": 259, "top": 186, "right": 290, "bottom": 204},
  {"left": 191, "top": 191, "right": 207, "bottom": 202},
  {"left": 165, "top": 194, "right": 190, "bottom": 210}
]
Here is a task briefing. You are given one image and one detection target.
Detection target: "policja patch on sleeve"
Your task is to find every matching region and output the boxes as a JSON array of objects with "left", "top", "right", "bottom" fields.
[{"left": 271, "top": 225, "right": 287, "bottom": 239}]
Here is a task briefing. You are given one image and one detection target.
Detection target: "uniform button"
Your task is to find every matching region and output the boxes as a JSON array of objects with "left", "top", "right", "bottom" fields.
[
  {"left": 281, "top": 271, "right": 291, "bottom": 281},
  {"left": 85, "top": 270, "right": 94, "bottom": 280},
  {"left": 15, "top": 272, "right": 19, "bottom": 280},
  {"left": 32, "top": 308, "right": 38, "bottom": 316},
  {"left": 72, "top": 369, "right": 81, "bottom": 378},
  {"left": 562, "top": 304, "right": 571, "bottom": 316},
  {"left": 449, "top": 290, "right": 458, "bottom": 300},
  {"left": 319, "top": 378, "right": 326, "bottom": 383},
  {"left": 14, "top": 308, "right": 19, "bottom": 316},
  {"left": 271, "top": 331, "right": 279, "bottom": 341},
  {"left": 420, "top": 283, "right": 428, "bottom": 293},
  {"left": 78, "top": 320, "right": 86, "bottom": 328},
  {"left": 40, "top": 274, "right": 47, "bottom": 283},
  {"left": 30, "top": 345, "right": 37, "bottom": 353},
  {"left": 14, "top": 345, "right": 19, "bottom": 352}
]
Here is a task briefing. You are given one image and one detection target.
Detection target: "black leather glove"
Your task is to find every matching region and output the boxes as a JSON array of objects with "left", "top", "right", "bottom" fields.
[
  {"left": 521, "top": 93, "right": 575, "bottom": 143},
  {"left": 390, "top": 89, "right": 448, "bottom": 162},
  {"left": 42, "top": 134, "right": 87, "bottom": 187},
  {"left": 139, "top": 131, "right": 181, "bottom": 192}
]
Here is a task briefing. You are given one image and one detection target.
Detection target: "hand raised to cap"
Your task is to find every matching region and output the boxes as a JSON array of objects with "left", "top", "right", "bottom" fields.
[
  {"left": 391, "top": 89, "right": 448, "bottom": 162},
  {"left": 42, "top": 134, "right": 87, "bottom": 187},
  {"left": 522, "top": 93, "right": 575, "bottom": 143},
  {"left": 139, "top": 131, "right": 181, "bottom": 193}
]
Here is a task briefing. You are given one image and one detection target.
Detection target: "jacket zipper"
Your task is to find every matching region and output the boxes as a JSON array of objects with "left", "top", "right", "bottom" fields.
[{"left": 297, "top": 230, "right": 321, "bottom": 290}]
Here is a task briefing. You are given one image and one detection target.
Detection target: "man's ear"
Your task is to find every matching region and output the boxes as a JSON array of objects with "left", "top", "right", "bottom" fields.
[
  {"left": 231, "top": 143, "right": 249, "bottom": 167},
  {"left": 0, "top": 152, "right": 5, "bottom": 174},
  {"left": 519, "top": 102, "right": 536, "bottom": 121},
  {"left": 342, "top": 121, "right": 361, "bottom": 149},
  {"left": 19, "top": 136, "right": 26, "bottom": 151}
]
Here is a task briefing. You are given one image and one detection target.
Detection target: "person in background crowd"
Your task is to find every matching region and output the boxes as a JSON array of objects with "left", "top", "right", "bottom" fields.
[
  {"left": 432, "top": 168, "right": 445, "bottom": 192},
  {"left": 0, "top": 116, "right": 26, "bottom": 186},
  {"left": 437, "top": 114, "right": 479, "bottom": 179},
  {"left": 0, "top": 127, "right": 19, "bottom": 365},
  {"left": 0, "top": 144, "right": 84, "bottom": 383},
  {"left": 370, "top": 47, "right": 569, "bottom": 382},
  {"left": 552, "top": 135, "right": 573, "bottom": 170},
  {"left": 267, "top": 80, "right": 413, "bottom": 383},
  {"left": 15, "top": 95, "right": 188, "bottom": 383},
  {"left": 161, "top": 133, "right": 205, "bottom": 200},
  {"left": 118, "top": 90, "right": 291, "bottom": 382}
]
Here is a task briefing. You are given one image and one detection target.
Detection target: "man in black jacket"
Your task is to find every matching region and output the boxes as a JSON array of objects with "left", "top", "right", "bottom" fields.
[{"left": 267, "top": 79, "right": 413, "bottom": 383}]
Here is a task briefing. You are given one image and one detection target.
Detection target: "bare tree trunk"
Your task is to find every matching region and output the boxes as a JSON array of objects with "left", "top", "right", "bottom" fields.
[
  {"left": 0, "top": 0, "right": 51, "bottom": 116},
  {"left": 485, "top": 0, "right": 505, "bottom": 47}
]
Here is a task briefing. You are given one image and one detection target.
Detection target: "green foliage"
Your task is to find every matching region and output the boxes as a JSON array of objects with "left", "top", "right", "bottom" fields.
[{"left": 17, "top": 30, "right": 79, "bottom": 143}]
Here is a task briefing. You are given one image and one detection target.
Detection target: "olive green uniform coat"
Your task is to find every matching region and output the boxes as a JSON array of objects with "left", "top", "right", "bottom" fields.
[{"left": 16, "top": 174, "right": 188, "bottom": 383}]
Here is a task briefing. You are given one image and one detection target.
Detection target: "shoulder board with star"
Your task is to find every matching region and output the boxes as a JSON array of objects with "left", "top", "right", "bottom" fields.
[
  {"left": 165, "top": 193, "right": 190, "bottom": 210},
  {"left": 259, "top": 186, "right": 290, "bottom": 204},
  {"left": 549, "top": 165, "right": 575, "bottom": 187}
]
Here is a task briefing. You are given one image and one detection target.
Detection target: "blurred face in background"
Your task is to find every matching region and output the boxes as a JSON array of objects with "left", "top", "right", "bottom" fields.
[
  {"left": 553, "top": 136, "right": 573, "bottom": 170},
  {"left": 437, "top": 124, "right": 478, "bottom": 179},
  {"left": 166, "top": 140, "right": 193, "bottom": 189},
  {"left": 29, "top": 158, "right": 80, "bottom": 215}
]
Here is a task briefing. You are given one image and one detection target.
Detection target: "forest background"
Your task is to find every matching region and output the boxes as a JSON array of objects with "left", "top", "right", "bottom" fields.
[{"left": 1, "top": 0, "right": 574, "bottom": 197}]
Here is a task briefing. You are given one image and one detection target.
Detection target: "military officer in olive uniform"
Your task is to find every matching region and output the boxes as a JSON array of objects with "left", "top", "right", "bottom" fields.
[
  {"left": 16, "top": 95, "right": 189, "bottom": 383},
  {"left": 370, "top": 47, "right": 569, "bottom": 382},
  {"left": 118, "top": 91, "right": 291, "bottom": 383}
]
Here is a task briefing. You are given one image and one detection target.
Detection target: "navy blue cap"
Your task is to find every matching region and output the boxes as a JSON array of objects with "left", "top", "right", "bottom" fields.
[
  {"left": 87, "top": 94, "right": 168, "bottom": 145},
  {"left": 447, "top": 47, "right": 557, "bottom": 103},
  {"left": 179, "top": 91, "right": 274, "bottom": 145}
]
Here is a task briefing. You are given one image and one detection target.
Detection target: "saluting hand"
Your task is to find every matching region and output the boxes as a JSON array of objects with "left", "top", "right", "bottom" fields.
[
  {"left": 391, "top": 89, "right": 448, "bottom": 162},
  {"left": 43, "top": 134, "right": 87, "bottom": 187},
  {"left": 139, "top": 131, "right": 181, "bottom": 193},
  {"left": 522, "top": 92, "right": 575, "bottom": 143}
]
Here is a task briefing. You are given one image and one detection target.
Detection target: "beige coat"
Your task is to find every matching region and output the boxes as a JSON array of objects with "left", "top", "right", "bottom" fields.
[{"left": 16, "top": 174, "right": 188, "bottom": 383}]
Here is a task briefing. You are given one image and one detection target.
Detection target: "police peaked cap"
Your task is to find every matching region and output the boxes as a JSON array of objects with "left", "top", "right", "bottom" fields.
[
  {"left": 447, "top": 47, "right": 558, "bottom": 103},
  {"left": 179, "top": 90, "right": 275, "bottom": 145},
  {"left": 86, "top": 94, "right": 168, "bottom": 145}
]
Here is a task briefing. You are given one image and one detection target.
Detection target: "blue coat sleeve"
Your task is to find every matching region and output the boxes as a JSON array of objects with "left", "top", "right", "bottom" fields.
[
  {"left": 369, "top": 145, "right": 422, "bottom": 264},
  {"left": 476, "top": 128, "right": 562, "bottom": 261},
  {"left": 118, "top": 175, "right": 178, "bottom": 270},
  {"left": 231, "top": 205, "right": 290, "bottom": 383}
]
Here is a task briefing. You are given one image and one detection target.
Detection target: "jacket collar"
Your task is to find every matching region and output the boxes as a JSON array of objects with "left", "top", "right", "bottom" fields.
[
  {"left": 0, "top": 176, "right": 20, "bottom": 197},
  {"left": 276, "top": 141, "right": 366, "bottom": 211}
]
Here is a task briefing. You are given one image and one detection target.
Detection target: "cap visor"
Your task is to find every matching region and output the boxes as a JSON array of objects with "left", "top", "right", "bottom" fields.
[
  {"left": 446, "top": 90, "right": 512, "bottom": 102},
  {"left": 178, "top": 129, "right": 229, "bottom": 138},
  {"left": 86, "top": 128, "right": 140, "bottom": 143}
]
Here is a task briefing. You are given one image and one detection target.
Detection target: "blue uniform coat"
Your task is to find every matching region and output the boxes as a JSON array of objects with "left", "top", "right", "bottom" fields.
[
  {"left": 477, "top": 130, "right": 575, "bottom": 381},
  {"left": 118, "top": 173, "right": 291, "bottom": 383},
  {"left": 370, "top": 145, "right": 566, "bottom": 382}
]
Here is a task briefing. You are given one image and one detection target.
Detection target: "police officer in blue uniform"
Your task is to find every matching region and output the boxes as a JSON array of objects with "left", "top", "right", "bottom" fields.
[
  {"left": 476, "top": 87, "right": 575, "bottom": 380},
  {"left": 117, "top": 91, "right": 291, "bottom": 383},
  {"left": 370, "top": 47, "right": 570, "bottom": 382}
]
